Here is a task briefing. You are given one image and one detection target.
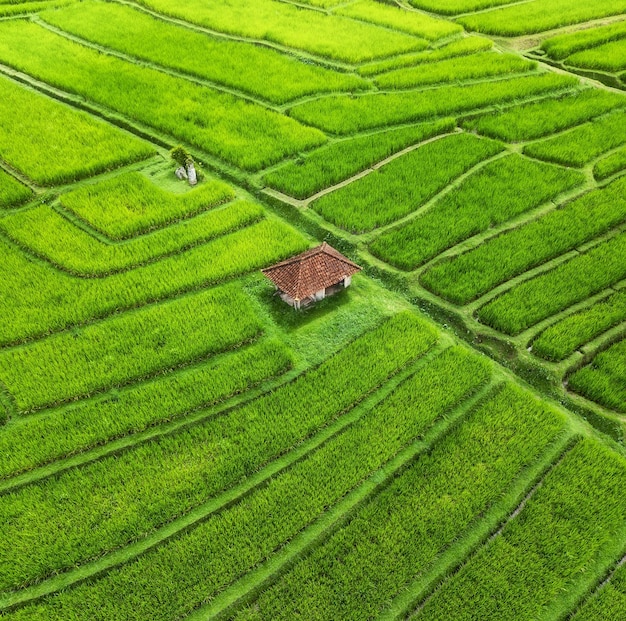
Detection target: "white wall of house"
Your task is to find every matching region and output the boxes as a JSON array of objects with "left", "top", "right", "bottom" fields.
[
  {"left": 314, "top": 289, "right": 326, "bottom": 301},
  {"left": 344, "top": 276, "right": 352, "bottom": 288}
]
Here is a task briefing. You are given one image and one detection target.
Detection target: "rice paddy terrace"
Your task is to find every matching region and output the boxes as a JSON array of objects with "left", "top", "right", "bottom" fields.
[{"left": 1, "top": 0, "right": 626, "bottom": 619}]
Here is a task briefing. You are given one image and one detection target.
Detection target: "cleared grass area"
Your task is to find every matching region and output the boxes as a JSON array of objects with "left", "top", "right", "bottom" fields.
[
  {"left": 289, "top": 73, "right": 577, "bottom": 134},
  {"left": 463, "top": 89, "right": 626, "bottom": 142},
  {"left": 311, "top": 133, "right": 502, "bottom": 233},
  {"left": 60, "top": 172, "right": 235, "bottom": 240},
  {"left": 0, "top": 217, "right": 308, "bottom": 346},
  {"left": 542, "top": 21, "right": 626, "bottom": 60},
  {"left": 370, "top": 154, "right": 583, "bottom": 270},
  {"left": 422, "top": 175, "right": 626, "bottom": 304},
  {"left": 0, "top": 21, "right": 326, "bottom": 171},
  {"left": 334, "top": 0, "right": 461, "bottom": 40},
  {"left": 533, "top": 290, "right": 626, "bottom": 362},
  {"left": 262, "top": 120, "right": 454, "bottom": 199},
  {"left": 40, "top": 1, "right": 368, "bottom": 105},
  {"left": 594, "top": 146, "right": 626, "bottom": 181},
  {"left": 567, "top": 39, "right": 626, "bottom": 73},
  {"left": 0, "top": 345, "right": 487, "bottom": 621},
  {"left": 0, "top": 313, "right": 437, "bottom": 591},
  {"left": 360, "top": 36, "right": 493, "bottom": 77},
  {"left": 477, "top": 231, "right": 626, "bottom": 336},
  {"left": 0, "top": 74, "right": 153, "bottom": 185},
  {"left": 569, "top": 339, "right": 626, "bottom": 412},
  {"left": 458, "top": 0, "right": 626, "bottom": 36},
  {"left": 1, "top": 200, "right": 263, "bottom": 275},
  {"left": 134, "top": 0, "right": 424, "bottom": 63},
  {"left": 231, "top": 383, "right": 568, "bottom": 621},
  {"left": 0, "top": 169, "right": 31, "bottom": 208},
  {"left": 0, "top": 339, "right": 292, "bottom": 479},
  {"left": 0, "top": 284, "right": 263, "bottom": 413},
  {"left": 374, "top": 52, "right": 535, "bottom": 90},
  {"left": 524, "top": 110, "right": 626, "bottom": 167},
  {"left": 414, "top": 439, "right": 626, "bottom": 621}
]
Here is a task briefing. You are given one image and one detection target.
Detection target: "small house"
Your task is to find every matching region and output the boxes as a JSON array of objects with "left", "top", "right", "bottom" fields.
[{"left": 262, "top": 243, "right": 362, "bottom": 310}]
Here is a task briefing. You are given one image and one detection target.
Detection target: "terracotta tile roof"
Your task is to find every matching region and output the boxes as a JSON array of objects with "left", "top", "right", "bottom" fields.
[{"left": 262, "top": 243, "right": 362, "bottom": 301}]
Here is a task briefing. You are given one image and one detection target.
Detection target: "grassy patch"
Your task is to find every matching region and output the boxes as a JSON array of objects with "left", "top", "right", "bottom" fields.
[
  {"left": 0, "top": 21, "right": 326, "bottom": 171},
  {"left": 524, "top": 109, "right": 626, "bottom": 167},
  {"left": 0, "top": 284, "right": 263, "bottom": 412},
  {"left": 289, "top": 73, "right": 577, "bottom": 134},
  {"left": 374, "top": 52, "right": 535, "bottom": 90},
  {"left": 463, "top": 89, "right": 625, "bottom": 142},
  {"left": 477, "top": 231, "right": 626, "bottom": 335},
  {"left": 371, "top": 154, "right": 583, "bottom": 270},
  {"left": 569, "top": 338, "right": 626, "bottom": 412},
  {"left": 232, "top": 382, "right": 567, "bottom": 621},
  {"left": 262, "top": 119, "right": 455, "bottom": 199},
  {"left": 0, "top": 73, "right": 153, "bottom": 185},
  {"left": 0, "top": 169, "right": 32, "bottom": 208},
  {"left": 0, "top": 313, "right": 437, "bottom": 591},
  {"left": 134, "top": 0, "right": 424, "bottom": 63},
  {"left": 40, "top": 1, "right": 368, "bottom": 104},
  {"left": 415, "top": 439, "right": 626, "bottom": 620},
  {"left": 422, "top": 174, "right": 625, "bottom": 304},
  {"left": 312, "top": 133, "right": 502, "bottom": 233},
  {"left": 60, "top": 172, "right": 235, "bottom": 239},
  {"left": 533, "top": 290, "right": 626, "bottom": 362},
  {"left": 1, "top": 200, "right": 263, "bottom": 275}
]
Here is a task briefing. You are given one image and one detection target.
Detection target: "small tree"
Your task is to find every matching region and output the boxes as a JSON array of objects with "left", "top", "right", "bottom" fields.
[{"left": 170, "top": 145, "right": 194, "bottom": 168}]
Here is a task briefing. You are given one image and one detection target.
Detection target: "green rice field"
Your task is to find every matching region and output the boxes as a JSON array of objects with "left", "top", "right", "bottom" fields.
[{"left": 1, "top": 0, "right": 625, "bottom": 618}]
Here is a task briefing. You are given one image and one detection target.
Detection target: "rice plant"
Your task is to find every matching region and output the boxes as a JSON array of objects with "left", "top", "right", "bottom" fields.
[
  {"left": 311, "top": 133, "right": 502, "bottom": 233},
  {"left": 421, "top": 174, "right": 626, "bottom": 304},
  {"left": 41, "top": 1, "right": 369, "bottom": 105},
  {"left": 371, "top": 154, "right": 583, "bottom": 270}
]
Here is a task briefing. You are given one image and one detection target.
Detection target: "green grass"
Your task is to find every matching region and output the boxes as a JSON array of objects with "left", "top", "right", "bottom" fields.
[
  {"left": 594, "top": 146, "right": 626, "bottom": 180},
  {"left": 371, "top": 154, "right": 583, "bottom": 270},
  {"left": 421, "top": 175, "right": 626, "bottom": 304},
  {"left": 0, "top": 169, "right": 31, "bottom": 208},
  {"left": 0, "top": 21, "right": 326, "bottom": 171},
  {"left": 567, "top": 38, "right": 626, "bottom": 73},
  {"left": 1, "top": 345, "right": 487, "bottom": 621},
  {"left": 1, "top": 200, "right": 263, "bottom": 275},
  {"left": 0, "top": 74, "right": 153, "bottom": 185},
  {"left": 0, "top": 313, "right": 437, "bottom": 591},
  {"left": 40, "top": 1, "right": 369, "bottom": 105},
  {"left": 311, "top": 133, "right": 502, "bottom": 233},
  {"left": 134, "top": 0, "right": 425, "bottom": 63},
  {"left": 374, "top": 52, "right": 535, "bottom": 89},
  {"left": 458, "top": 0, "right": 626, "bottom": 36},
  {"left": 231, "top": 382, "right": 567, "bottom": 621},
  {"left": 0, "top": 217, "right": 308, "bottom": 346},
  {"left": 60, "top": 172, "right": 235, "bottom": 239},
  {"left": 477, "top": 230, "right": 626, "bottom": 336},
  {"left": 524, "top": 109, "right": 626, "bottom": 167},
  {"left": 569, "top": 339, "right": 626, "bottom": 412},
  {"left": 0, "top": 339, "right": 292, "bottom": 479},
  {"left": 262, "top": 120, "right": 454, "bottom": 199},
  {"left": 0, "top": 284, "right": 263, "bottom": 412},
  {"left": 571, "top": 558, "right": 626, "bottom": 621},
  {"left": 359, "top": 36, "right": 493, "bottom": 77},
  {"left": 463, "top": 89, "right": 625, "bottom": 142},
  {"left": 533, "top": 290, "right": 626, "bottom": 362},
  {"left": 542, "top": 21, "right": 626, "bottom": 60},
  {"left": 334, "top": 0, "right": 461, "bottom": 40},
  {"left": 414, "top": 439, "right": 626, "bottom": 621},
  {"left": 408, "top": 0, "right": 519, "bottom": 15},
  {"left": 289, "top": 73, "right": 577, "bottom": 134}
]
